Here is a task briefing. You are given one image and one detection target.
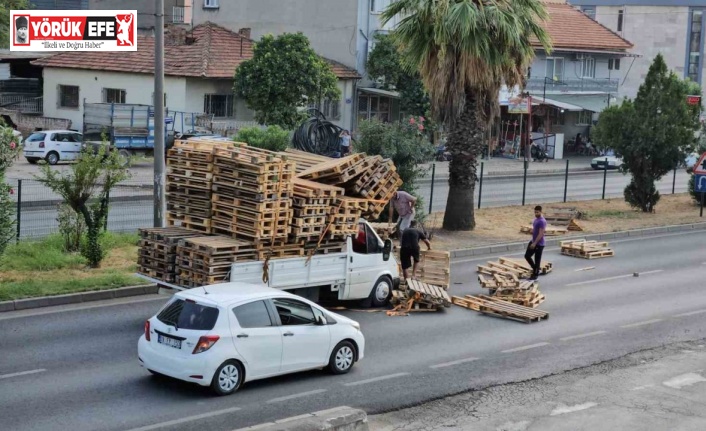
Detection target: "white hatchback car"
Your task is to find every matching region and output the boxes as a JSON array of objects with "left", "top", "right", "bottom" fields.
[
  {"left": 23, "top": 130, "right": 83, "bottom": 165},
  {"left": 138, "top": 283, "right": 365, "bottom": 396}
]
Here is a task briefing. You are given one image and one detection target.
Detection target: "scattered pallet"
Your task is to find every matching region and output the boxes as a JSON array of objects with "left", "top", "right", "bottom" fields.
[
  {"left": 418, "top": 250, "right": 451, "bottom": 290},
  {"left": 567, "top": 219, "right": 584, "bottom": 231},
  {"left": 520, "top": 224, "right": 568, "bottom": 236},
  {"left": 369, "top": 222, "right": 396, "bottom": 240},
  {"left": 544, "top": 208, "right": 579, "bottom": 224},
  {"left": 560, "top": 239, "right": 615, "bottom": 259},
  {"left": 452, "top": 295, "right": 549, "bottom": 323}
]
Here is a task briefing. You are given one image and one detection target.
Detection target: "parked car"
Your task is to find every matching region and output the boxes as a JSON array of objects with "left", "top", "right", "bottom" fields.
[
  {"left": 591, "top": 155, "right": 623, "bottom": 170},
  {"left": 137, "top": 283, "right": 365, "bottom": 396},
  {"left": 23, "top": 130, "right": 83, "bottom": 165},
  {"left": 685, "top": 152, "right": 700, "bottom": 173}
]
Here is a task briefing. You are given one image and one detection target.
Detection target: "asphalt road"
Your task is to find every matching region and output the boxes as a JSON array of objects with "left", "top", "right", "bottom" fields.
[
  {"left": 2, "top": 231, "right": 706, "bottom": 431},
  {"left": 16, "top": 170, "right": 692, "bottom": 238}
]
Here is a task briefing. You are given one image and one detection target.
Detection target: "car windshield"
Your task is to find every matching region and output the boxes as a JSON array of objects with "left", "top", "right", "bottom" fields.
[
  {"left": 157, "top": 299, "right": 219, "bottom": 330},
  {"left": 27, "top": 133, "right": 46, "bottom": 142}
]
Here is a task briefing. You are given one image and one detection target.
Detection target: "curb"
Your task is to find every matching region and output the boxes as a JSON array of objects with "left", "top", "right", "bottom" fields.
[
  {"left": 449, "top": 222, "right": 706, "bottom": 259},
  {"left": 233, "top": 406, "right": 368, "bottom": 431},
  {"left": 0, "top": 284, "right": 159, "bottom": 313}
]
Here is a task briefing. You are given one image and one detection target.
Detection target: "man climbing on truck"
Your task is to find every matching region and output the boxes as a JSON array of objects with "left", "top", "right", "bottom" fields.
[
  {"left": 389, "top": 190, "right": 417, "bottom": 234},
  {"left": 400, "top": 220, "right": 432, "bottom": 280}
]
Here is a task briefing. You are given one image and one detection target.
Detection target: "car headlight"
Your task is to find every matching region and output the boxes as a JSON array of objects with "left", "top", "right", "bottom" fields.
[{"left": 351, "top": 321, "right": 361, "bottom": 331}]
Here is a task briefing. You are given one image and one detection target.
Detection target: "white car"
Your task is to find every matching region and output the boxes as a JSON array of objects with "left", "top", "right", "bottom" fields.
[
  {"left": 23, "top": 130, "right": 83, "bottom": 165},
  {"left": 685, "top": 152, "right": 700, "bottom": 173},
  {"left": 137, "top": 283, "right": 365, "bottom": 396},
  {"left": 591, "top": 155, "right": 623, "bottom": 170}
]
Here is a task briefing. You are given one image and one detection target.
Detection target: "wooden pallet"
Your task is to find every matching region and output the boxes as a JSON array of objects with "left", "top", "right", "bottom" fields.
[
  {"left": 417, "top": 250, "right": 451, "bottom": 289},
  {"left": 297, "top": 153, "right": 366, "bottom": 180},
  {"left": 520, "top": 224, "right": 568, "bottom": 236},
  {"left": 452, "top": 295, "right": 549, "bottom": 323},
  {"left": 293, "top": 178, "right": 344, "bottom": 198},
  {"left": 138, "top": 227, "right": 202, "bottom": 243},
  {"left": 567, "top": 219, "right": 584, "bottom": 231},
  {"left": 544, "top": 208, "right": 579, "bottom": 223},
  {"left": 498, "top": 257, "right": 553, "bottom": 275},
  {"left": 281, "top": 149, "right": 332, "bottom": 174},
  {"left": 560, "top": 239, "right": 614, "bottom": 259},
  {"left": 368, "top": 222, "right": 396, "bottom": 240},
  {"left": 405, "top": 278, "right": 452, "bottom": 307}
]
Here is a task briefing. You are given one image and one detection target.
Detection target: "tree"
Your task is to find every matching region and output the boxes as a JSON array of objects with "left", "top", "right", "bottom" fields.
[
  {"left": 35, "top": 146, "right": 130, "bottom": 267},
  {"left": 0, "top": 124, "right": 21, "bottom": 255},
  {"left": 0, "top": 0, "right": 30, "bottom": 49},
  {"left": 234, "top": 33, "right": 341, "bottom": 129},
  {"left": 594, "top": 54, "right": 700, "bottom": 212},
  {"left": 381, "top": 0, "right": 550, "bottom": 230}
]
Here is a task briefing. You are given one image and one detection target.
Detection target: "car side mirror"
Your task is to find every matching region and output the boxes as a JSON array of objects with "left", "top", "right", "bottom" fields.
[
  {"left": 382, "top": 239, "right": 392, "bottom": 261},
  {"left": 316, "top": 315, "right": 327, "bottom": 326}
]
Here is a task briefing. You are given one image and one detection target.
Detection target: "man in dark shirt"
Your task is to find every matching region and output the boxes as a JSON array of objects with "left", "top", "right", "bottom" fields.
[
  {"left": 399, "top": 220, "right": 432, "bottom": 280},
  {"left": 525, "top": 205, "right": 547, "bottom": 280}
]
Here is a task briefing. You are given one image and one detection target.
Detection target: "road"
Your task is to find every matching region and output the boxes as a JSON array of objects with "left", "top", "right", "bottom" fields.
[
  {"left": 16, "top": 170, "right": 692, "bottom": 238},
  {"left": 2, "top": 231, "right": 706, "bottom": 430}
]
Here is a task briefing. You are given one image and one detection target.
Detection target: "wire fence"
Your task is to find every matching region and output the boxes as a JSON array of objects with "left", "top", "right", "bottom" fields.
[{"left": 3, "top": 160, "right": 696, "bottom": 241}]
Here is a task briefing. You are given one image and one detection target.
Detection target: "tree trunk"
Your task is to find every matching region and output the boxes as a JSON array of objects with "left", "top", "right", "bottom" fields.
[
  {"left": 442, "top": 93, "right": 488, "bottom": 230},
  {"left": 77, "top": 204, "right": 103, "bottom": 268}
]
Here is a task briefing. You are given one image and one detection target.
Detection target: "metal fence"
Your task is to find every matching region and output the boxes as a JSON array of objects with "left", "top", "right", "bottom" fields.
[{"left": 4, "top": 160, "right": 696, "bottom": 240}]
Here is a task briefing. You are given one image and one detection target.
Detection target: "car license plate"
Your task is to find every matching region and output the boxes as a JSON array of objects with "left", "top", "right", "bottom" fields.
[{"left": 158, "top": 334, "right": 182, "bottom": 349}]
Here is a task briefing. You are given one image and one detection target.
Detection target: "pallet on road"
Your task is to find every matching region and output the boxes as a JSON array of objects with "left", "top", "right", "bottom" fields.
[
  {"left": 452, "top": 295, "right": 548, "bottom": 323},
  {"left": 560, "top": 239, "right": 615, "bottom": 259},
  {"left": 405, "top": 278, "right": 452, "bottom": 307}
]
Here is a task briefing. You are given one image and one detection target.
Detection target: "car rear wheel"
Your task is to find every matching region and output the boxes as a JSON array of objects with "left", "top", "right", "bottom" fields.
[
  {"left": 46, "top": 152, "right": 59, "bottom": 165},
  {"left": 210, "top": 360, "right": 243, "bottom": 396},
  {"left": 328, "top": 341, "right": 356, "bottom": 375},
  {"left": 25, "top": 158, "right": 38, "bottom": 165}
]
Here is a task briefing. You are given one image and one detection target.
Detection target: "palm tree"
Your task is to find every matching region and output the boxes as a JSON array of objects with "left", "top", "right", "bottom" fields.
[{"left": 381, "top": 0, "right": 551, "bottom": 230}]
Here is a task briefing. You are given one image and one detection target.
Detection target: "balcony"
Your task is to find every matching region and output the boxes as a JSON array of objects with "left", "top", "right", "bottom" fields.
[
  {"left": 172, "top": 6, "right": 185, "bottom": 23},
  {"left": 0, "top": 96, "right": 43, "bottom": 115},
  {"left": 525, "top": 78, "right": 619, "bottom": 94}
]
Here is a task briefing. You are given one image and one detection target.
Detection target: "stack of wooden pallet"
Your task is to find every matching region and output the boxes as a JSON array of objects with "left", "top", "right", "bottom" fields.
[
  {"left": 388, "top": 278, "right": 452, "bottom": 316},
  {"left": 210, "top": 145, "right": 295, "bottom": 246},
  {"left": 546, "top": 208, "right": 583, "bottom": 232},
  {"left": 137, "top": 227, "right": 202, "bottom": 283},
  {"left": 368, "top": 222, "right": 396, "bottom": 240},
  {"left": 520, "top": 224, "right": 568, "bottom": 236},
  {"left": 280, "top": 149, "right": 332, "bottom": 174},
  {"left": 290, "top": 178, "right": 343, "bottom": 240},
  {"left": 561, "top": 239, "right": 614, "bottom": 259},
  {"left": 476, "top": 257, "right": 550, "bottom": 307},
  {"left": 297, "top": 154, "right": 367, "bottom": 184},
  {"left": 452, "top": 295, "right": 549, "bottom": 323},
  {"left": 349, "top": 159, "right": 403, "bottom": 218},
  {"left": 175, "top": 236, "right": 256, "bottom": 288},
  {"left": 166, "top": 141, "right": 229, "bottom": 233},
  {"left": 328, "top": 196, "right": 368, "bottom": 239}
]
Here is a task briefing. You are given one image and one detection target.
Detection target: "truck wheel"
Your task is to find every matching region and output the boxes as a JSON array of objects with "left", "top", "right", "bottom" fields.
[
  {"left": 369, "top": 276, "right": 392, "bottom": 308},
  {"left": 117, "top": 149, "right": 132, "bottom": 167}
]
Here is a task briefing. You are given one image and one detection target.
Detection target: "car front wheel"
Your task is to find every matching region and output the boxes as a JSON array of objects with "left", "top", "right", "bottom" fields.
[
  {"left": 329, "top": 341, "right": 356, "bottom": 375},
  {"left": 210, "top": 360, "right": 243, "bottom": 396}
]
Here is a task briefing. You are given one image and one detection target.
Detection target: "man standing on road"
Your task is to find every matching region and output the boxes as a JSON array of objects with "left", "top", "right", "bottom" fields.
[
  {"left": 400, "top": 220, "right": 431, "bottom": 280},
  {"left": 389, "top": 190, "right": 417, "bottom": 234},
  {"left": 525, "top": 205, "right": 546, "bottom": 280}
]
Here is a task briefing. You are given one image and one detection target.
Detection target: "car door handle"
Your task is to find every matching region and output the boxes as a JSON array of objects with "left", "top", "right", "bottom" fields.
[
  {"left": 283, "top": 332, "right": 294, "bottom": 337},
  {"left": 237, "top": 334, "right": 249, "bottom": 338}
]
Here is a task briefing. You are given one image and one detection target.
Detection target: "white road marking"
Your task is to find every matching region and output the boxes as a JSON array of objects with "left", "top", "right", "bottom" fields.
[
  {"left": 430, "top": 357, "right": 480, "bottom": 369},
  {"left": 575, "top": 266, "right": 596, "bottom": 272},
  {"left": 344, "top": 372, "right": 410, "bottom": 386},
  {"left": 120, "top": 406, "right": 243, "bottom": 431},
  {"left": 621, "top": 319, "right": 663, "bottom": 329},
  {"left": 567, "top": 270, "right": 663, "bottom": 287},
  {"left": 266, "top": 389, "right": 327, "bottom": 403},
  {"left": 663, "top": 373, "right": 706, "bottom": 389},
  {"left": 0, "top": 296, "right": 165, "bottom": 320},
  {"left": 560, "top": 331, "right": 607, "bottom": 341},
  {"left": 675, "top": 309, "right": 706, "bottom": 317},
  {"left": 631, "top": 384, "right": 655, "bottom": 391},
  {"left": 502, "top": 342, "right": 550, "bottom": 353},
  {"left": 0, "top": 369, "right": 46, "bottom": 380},
  {"left": 550, "top": 402, "right": 598, "bottom": 416}
]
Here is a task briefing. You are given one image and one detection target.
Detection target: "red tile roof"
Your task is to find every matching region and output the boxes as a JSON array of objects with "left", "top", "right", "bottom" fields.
[
  {"left": 31, "top": 22, "right": 360, "bottom": 80},
  {"left": 535, "top": 3, "right": 633, "bottom": 51}
]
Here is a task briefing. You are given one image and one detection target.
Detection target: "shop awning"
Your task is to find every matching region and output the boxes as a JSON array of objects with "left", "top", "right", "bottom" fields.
[
  {"left": 359, "top": 87, "right": 401, "bottom": 99},
  {"left": 534, "top": 97, "right": 584, "bottom": 111},
  {"left": 544, "top": 94, "right": 612, "bottom": 113}
]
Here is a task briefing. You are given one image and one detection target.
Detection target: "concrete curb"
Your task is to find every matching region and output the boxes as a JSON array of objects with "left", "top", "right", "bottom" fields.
[
  {"left": 449, "top": 222, "right": 706, "bottom": 259},
  {"left": 0, "top": 284, "right": 158, "bottom": 312},
  {"left": 233, "top": 406, "right": 368, "bottom": 431}
]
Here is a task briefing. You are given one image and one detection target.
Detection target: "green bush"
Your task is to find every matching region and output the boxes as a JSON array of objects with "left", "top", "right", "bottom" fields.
[{"left": 234, "top": 126, "right": 291, "bottom": 152}]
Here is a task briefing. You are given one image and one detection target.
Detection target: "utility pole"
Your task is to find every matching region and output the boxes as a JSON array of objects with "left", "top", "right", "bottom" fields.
[{"left": 154, "top": 0, "right": 166, "bottom": 227}]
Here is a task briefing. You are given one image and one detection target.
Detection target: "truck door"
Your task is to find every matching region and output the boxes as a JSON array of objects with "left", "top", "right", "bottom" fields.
[{"left": 347, "top": 223, "right": 385, "bottom": 299}]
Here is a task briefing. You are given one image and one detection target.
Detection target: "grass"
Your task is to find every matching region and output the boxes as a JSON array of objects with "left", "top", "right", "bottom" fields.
[
  {"left": 0, "top": 232, "right": 143, "bottom": 301},
  {"left": 585, "top": 209, "right": 639, "bottom": 220}
]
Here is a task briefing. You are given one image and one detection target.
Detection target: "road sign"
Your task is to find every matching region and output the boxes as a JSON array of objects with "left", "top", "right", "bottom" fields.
[
  {"left": 696, "top": 174, "right": 706, "bottom": 193},
  {"left": 694, "top": 152, "right": 706, "bottom": 175}
]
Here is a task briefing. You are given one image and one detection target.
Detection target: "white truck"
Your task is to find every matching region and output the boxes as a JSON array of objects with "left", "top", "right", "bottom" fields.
[{"left": 144, "top": 220, "right": 400, "bottom": 307}]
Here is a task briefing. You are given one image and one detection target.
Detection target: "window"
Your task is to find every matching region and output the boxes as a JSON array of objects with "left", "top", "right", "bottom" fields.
[
  {"left": 233, "top": 301, "right": 273, "bottom": 328},
  {"left": 103, "top": 88, "right": 126, "bottom": 104},
  {"left": 577, "top": 111, "right": 593, "bottom": 125},
  {"left": 27, "top": 132, "right": 46, "bottom": 142},
  {"left": 204, "top": 94, "right": 234, "bottom": 117},
  {"left": 688, "top": 9, "right": 703, "bottom": 83},
  {"left": 172, "top": 6, "right": 185, "bottom": 23},
  {"left": 582, "top": 7, "right": 596, "bottom": 21},
  {"left": 53, "top": 132, "right": 80, "bottom": 142},
  {"left": 157, "top": 299, "right": 220, "bottom": 330},
  {"left": 371, "top": 0, "right": 388, "bottom": 13},
  {"left": 608, "top": 59, "right": 621, "bottom": 71},
  {"left": 58, "top": 84, "right": 79, "bottom": 109},
  {"left": 308, "top": 97, "right": 341, "bottom": 120},
  {"left": 581, "top": 57, "right": 596, "bottom": 78},
  {"left": 272, "top": 298, "right": 316, "bottom": 326},
  {"left": 312, "top": 307, "right": 328, "bottom": 325},
  {"left": 357, "top": 94, "right": 393, "bottom": 123},
  {"left": 617, "top": 9, "right": 624, "bottom": 32},
  {"left": 204, "top": 0, "right": 219, "bottom": 8},
  {"left": 545, "top": 57, "right": 565, "bottom": 81}
]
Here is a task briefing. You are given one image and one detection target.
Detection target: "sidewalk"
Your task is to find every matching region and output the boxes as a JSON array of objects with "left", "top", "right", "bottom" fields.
[
  {"left": 420, "top": 155, "right": 596, "bottom": 180},
  {"left": 369, "top": 339, "right": 706, "bottom": 431}
]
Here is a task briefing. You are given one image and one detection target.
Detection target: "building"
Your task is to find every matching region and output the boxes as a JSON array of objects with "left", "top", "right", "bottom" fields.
[
  {"left": 30, "top": 23, "right": 360, "bottom": 134},
  {"left": 569, "top": 0, "right": 706, "bottom": 104}
]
